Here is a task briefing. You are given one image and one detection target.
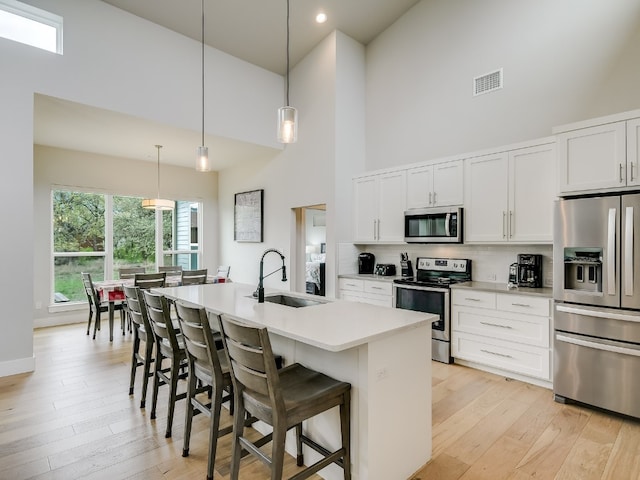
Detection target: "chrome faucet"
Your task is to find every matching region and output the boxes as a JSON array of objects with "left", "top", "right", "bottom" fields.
[{"left": 254, "top": 248, "right": 287, "bottom": 303}]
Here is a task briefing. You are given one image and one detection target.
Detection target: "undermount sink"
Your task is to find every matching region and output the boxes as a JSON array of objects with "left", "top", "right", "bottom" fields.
[{"left": 263, "top": 294, "right": 326, "bottom": 308}]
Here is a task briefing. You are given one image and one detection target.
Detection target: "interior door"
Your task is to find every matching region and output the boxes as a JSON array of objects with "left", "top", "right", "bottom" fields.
[{"left": 622, "top": 194, "right": 640, "bottom": 309}]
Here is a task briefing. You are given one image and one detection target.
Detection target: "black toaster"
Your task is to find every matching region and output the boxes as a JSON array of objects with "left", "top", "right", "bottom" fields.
[{"left": 375, "top": 264, "right": 396, "bottom": 276}]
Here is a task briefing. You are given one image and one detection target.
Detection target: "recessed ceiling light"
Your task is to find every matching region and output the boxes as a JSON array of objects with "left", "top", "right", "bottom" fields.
[{"left": 315, "top": 12, "right": 327, "bottom": 24}]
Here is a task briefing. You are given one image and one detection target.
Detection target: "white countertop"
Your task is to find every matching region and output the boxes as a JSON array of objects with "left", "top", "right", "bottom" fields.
[
  {"left": 338, "top": 273, "right": 404, "bottom": 283},
  {"left": 154, "top": 282, "right": 435, "bottom": 352},
  {"left": 450, "top": 281, "right": 553, "bottom": 298}
]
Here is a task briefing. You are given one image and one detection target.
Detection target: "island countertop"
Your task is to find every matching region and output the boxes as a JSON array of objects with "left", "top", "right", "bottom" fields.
[{"left": 154, "top": 282, "right": 435, "bottom": 352}]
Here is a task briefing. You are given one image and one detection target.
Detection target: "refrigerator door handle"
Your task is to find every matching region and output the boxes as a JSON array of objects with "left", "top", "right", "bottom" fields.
[
  {"left": 556, "top": 304, "right": 640, "bottom": 323},
  {"left": 625, "top": 206, "right": 634, "bottom": 296},
  {"left": 607, "top": 207, "right": 616, "bottom": 296}
]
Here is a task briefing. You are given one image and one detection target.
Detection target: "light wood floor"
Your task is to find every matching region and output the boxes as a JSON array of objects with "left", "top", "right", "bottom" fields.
[{"left": 1, "top": 324, "right": 640, "bottom": 479}]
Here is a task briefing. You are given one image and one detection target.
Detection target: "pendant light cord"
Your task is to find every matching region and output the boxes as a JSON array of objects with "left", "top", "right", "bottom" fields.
[
  {"left": 201, "top": 0, "right": 205, "bottom": 146},
  {"left": 285, "top": 0, "right": 290, "bottom": 106},
  {"left": 155, "top": 145, "right": 162, "bottom": 198}
]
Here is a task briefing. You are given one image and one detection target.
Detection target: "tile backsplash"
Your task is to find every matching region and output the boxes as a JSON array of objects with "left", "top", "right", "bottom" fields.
[{"left": 339, "top": 243, "right": 553, "bottom": 287}]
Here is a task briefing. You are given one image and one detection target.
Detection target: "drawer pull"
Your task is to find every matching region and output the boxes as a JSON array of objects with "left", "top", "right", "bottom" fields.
[
  {"left": 511, "top": 303, "right": 531, "bottom": 307},
  {"left": 345, "top": 283, "right": 357, "bottom": 287},
  {"left": 370, "top": 286, "right": 384, "bottom": 290},
  {"left": 480, "top": 349, "right": 513, "bottom": 359},
  {"left": 465, "top": 297, "right": 481, "bottom": 302},
  {"left": 480, "top": 321, "right": 512, "bottom": 329}
]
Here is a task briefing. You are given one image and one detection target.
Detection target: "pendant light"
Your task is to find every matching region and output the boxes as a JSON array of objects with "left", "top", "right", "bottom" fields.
[
  {"left": 277, "top": 0, "right": 297, "bottom": 143},
  {"left": 196, "top": 0, "right": 210, "bottom": 171},
  {"left": 142, "top": 145, "right": 174, "bottom": 210}
]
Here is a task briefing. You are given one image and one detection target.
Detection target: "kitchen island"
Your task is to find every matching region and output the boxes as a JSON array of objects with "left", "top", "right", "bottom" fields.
[{"left": 155, "top": 282, "right": 435, "bottom": 480}]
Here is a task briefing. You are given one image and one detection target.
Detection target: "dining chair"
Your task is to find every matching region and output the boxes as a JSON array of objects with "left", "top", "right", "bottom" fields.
[
  {"left": 175, "top": 301, "right": 234, "bottom": 480},
  {"left": 159, "top": 265, "right": 183, "bottom": 276},
  {"left": 181, "top": 268, "right": 208, "bottom": 286},
  {"left": 124, "top": 285, "right": 155, "bottom": 408},
  {"left": 219, "top": 313, "right": 352, "bottom": 480},
  {"left": 134, "top": 272, "right": 167, "bottom": 290},
  {"left": 118, "top": 267, "right": 146, "bottom": 279},
  {"left": 81, "top": 272, "right": 125, "bottom": 341},
  {"left": 142, "top": 290, "right": 187, "bottom": 438}
]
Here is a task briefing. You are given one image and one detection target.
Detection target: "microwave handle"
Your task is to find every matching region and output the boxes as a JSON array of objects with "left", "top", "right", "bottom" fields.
[{"left": 445, "top": 213, "right": 451, "bottom": 236}]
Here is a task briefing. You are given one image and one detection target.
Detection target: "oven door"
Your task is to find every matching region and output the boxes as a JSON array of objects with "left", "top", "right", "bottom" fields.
[{"left": 394, "top": 284, "right": 449, "bottom": 341}]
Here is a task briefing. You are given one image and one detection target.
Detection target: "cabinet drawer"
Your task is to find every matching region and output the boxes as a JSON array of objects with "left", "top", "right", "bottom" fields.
[
  {"left": 452, "top": 290, "right": 496, "bottom": 309},
  {"left": 340, "top": 291, "right": 392, "bottom": 308},
  {"left": 497, "top": 294, "right": 549, "bottom": 317},
  {"left": 338, "top": 278, "right": 364, "bottom": 292},
  {"left": 452, "top": 306, "right": 549, "bottom": 348},
  {"left": 364, "top": 280, "right": 393, "bottom": 296},
  {"left": 452, "top": 332, "right": 550, "bottom": 380}
]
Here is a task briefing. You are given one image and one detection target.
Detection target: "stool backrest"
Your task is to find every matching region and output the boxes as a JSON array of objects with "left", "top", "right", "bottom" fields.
[
  {"left": 142, "top": 291, "right": 181, "bottom": 352},
  {"left": 119, "top": 267, "right": 145, "bottom": 279},
  {"left": 159, "top": 265, "right": 182, "bottom": 275},
  {"left": 124, "top": 285, "right": 152, "bottom": 333},
  {"left": 181, "top": 268, "right": 208, "bottom": 286},
  {"left": 175, "top": 302, "right": 225, "bottom": 384},
  {"left": 134, "top": 272, "right": 166, "bottom": 289},
  {"left": 219, "top": 314, "right": 282, "bottom": 408}
]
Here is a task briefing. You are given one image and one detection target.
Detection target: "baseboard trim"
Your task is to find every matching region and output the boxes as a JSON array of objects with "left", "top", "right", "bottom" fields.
[
  {"left": 34, "top": 312, "right": 85, "bottom": 329},
  {"left": 0, "top": 355, "right": 35, "bottom": 377}
]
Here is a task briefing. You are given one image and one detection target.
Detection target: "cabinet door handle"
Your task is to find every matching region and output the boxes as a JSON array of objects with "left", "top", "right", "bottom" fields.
[
  {"left": 433, "top": 191, "right": 437, "bottom": 205},
  {"left": 631, "top": 163, "right": 636, "bottom": 182},
  {"left": 509, "top": 211, "right": 514, "bottom": 238},
  {"left": 429, "top": 192, "right": 432, "bottom": 205},
  {"left": 480, "top": 349, "right": 513, "bottom": 359},
  {"left": 620, "top": 163, "right": 625, "bottom": 183},
  {"left": 480, "top": 321, "right": 513, "bottom": 329},
  {"left": 503, "top": 211, "right": 507, "bottom": 238}
]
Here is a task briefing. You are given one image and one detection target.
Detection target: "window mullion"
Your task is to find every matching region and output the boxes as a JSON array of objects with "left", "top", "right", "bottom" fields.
[
  {"left": 105, "top": 194, "right": 114, "bottom": 280},
  {"left": 155, "top": 210, "right": 163, "bottom": 269}
]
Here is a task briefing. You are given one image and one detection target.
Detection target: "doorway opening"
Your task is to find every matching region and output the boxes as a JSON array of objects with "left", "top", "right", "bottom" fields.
[{"left": 292, "top": 205, "right": 326, "bottom": 296}]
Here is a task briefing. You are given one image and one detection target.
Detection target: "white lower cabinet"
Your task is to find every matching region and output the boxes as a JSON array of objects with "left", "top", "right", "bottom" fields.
[
  {"left": 338, "top": 278, "right": 393, "bottom": 307},
  {"left": 452, "top": 290, "right": 551, "bottom": 383}
]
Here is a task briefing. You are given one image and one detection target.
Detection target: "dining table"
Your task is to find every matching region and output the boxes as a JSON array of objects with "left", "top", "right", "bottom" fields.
[{"left": 93, "top": 274, "right": 222, "bottom": 340}]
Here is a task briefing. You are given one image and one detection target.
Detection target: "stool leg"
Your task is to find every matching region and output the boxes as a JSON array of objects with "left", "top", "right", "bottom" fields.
[
  {"left": 341, "top": 390, "right": 352, "bottom": 480},
  {"left": 150, "top": 352, "right": 162, "bottom": 420},
  {"left": 129, "top": 333, "right": 140, "bottom": 395},
  {"left": 140, "top": 341, "right": 153, "bottom": 408},
  {"left": 270, "top": 419, "right": 287, "bottom": 480},
  {"left": 295, "top": 423, "right": 303, "bottom": 466},
  {"left": 229, "top": 399, "right": 246, "bottom": 480},
  {"left": 206, "top": 386, "right": 224, "bottom": 480},
  {"left": 182, "top": 368, "right": 196, "bottom": 457},
  {"left": 165, "top": 359, "right": 181, "bottom": 438}
]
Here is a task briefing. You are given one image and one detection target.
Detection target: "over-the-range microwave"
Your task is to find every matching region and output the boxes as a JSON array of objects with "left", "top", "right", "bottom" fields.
[{"left": 404, "top": 207, "right": 463, "bottom": 243}]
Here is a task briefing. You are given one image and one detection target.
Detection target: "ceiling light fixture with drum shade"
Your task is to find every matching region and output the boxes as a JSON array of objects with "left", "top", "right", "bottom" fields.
[
  {"left": 196, "top": 0, "right": 210, "bottom": 172},
  {"left": 277, "top": 0, "right": 297, "bottom": 144},
  {"left": 142, "top": 145, "right": 174, "bottom": 210}
]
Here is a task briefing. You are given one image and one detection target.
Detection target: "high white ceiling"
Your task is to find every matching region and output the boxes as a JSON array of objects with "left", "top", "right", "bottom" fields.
[{"left": 33, "top": 0, "right": 420, "bottom": 170}]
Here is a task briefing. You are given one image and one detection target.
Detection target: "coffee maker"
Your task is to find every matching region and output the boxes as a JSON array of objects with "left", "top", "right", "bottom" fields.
[
  {"left": 358, "top": 252, "right": 375, "bottom": 274},
  {"left": 514, "top": 253, "right": 543, "bottom": 288}
]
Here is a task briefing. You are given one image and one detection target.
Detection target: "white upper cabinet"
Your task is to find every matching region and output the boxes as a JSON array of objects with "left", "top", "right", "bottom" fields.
[
  {"left": 353, "top": 170, "right": 406, "bottom": 243},
  {"left": 465, "top": 141, "right": 556, "bottom": 243},
  {"left": 555, "top": 110, "right": 640, "bottom": 194},
  {"left": 406, "top": 159, "right": 463, "bottom": 209}
]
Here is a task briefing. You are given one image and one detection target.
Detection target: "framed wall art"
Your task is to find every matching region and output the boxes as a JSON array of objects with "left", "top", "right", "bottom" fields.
[{"left": 234, "top": 189, "right": 264, "bottom": 242}]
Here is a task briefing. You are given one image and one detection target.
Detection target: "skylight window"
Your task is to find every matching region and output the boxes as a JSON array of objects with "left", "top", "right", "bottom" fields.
[{"left": 0, "top": 0, "right": 62, "bottom": 54}]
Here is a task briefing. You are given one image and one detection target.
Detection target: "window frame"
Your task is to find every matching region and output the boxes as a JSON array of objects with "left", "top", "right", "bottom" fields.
[
  {"left": 49, "top": 188, "right": 203, "bottom": 311},
  {"left": 0, "top": 0, "right": 63, "bottom": 54}
]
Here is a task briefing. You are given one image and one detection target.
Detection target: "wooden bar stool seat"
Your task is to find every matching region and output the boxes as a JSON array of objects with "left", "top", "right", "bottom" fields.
[{"left": 219, "top": 313, "right": 352, "bottom": 480}]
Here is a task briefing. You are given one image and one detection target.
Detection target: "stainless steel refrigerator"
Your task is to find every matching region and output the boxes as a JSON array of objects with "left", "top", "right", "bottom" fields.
[{"left": 553, "top": 194, "right": 640, "bottom": 418}]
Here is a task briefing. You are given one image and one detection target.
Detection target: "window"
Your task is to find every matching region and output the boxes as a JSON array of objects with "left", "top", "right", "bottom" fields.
[
  {"left": 52, "top": 190, "right": 202, "bottom": 304},
  {"left": 0, "top": 0, "right": 63, "bottom": 54}
]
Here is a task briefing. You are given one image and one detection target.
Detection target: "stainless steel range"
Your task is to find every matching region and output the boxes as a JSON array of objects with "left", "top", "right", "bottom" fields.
[{"left": 394, "top": 257, "right": 471, "bottom": 363}]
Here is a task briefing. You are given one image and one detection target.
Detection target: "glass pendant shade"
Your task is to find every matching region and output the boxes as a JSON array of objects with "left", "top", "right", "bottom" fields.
[
  {"left": 196, "top": 145, "right": 210, "bottom": 172},
  {"left": 277, "top": 106, "right": 298, "bottom": 144}
]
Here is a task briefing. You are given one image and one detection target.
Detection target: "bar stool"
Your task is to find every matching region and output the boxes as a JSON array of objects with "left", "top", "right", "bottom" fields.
[
  {"left": 143, "top": 290, "right": 187, "bottom": 438},
  {"left": 219, "top": 313, "right": 352, "bottom": 480},
  {"left": 174, "top": 301, "right": 234, "bottom": 480},
  {"left": 123, "top": 285, "right": 155, "bottom": 408}
]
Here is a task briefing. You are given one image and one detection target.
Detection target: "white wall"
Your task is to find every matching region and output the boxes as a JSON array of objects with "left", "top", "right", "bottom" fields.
[
  {"left": 219, "top": 31, "right": 367, "bottom": 298},
  {"left": 1, "top": 0, "right": 282, "bottom": 376},
  {"left": 365, "top": 0, "right": 640, "bottom": 171},
  {"left": 33, "top": 145, "right": 219, "bottom": 326}
]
